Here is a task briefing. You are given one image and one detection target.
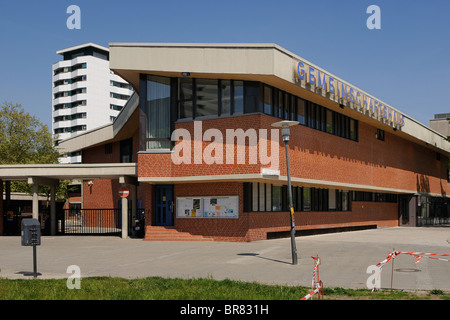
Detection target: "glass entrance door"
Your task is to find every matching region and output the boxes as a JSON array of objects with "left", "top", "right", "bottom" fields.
[{"left": 399, "top": 196, "right": 409, "bottom": 226}]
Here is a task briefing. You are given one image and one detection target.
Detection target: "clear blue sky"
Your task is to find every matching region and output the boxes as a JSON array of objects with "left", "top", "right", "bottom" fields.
[{"left": 1, "top": 0, "right": 449, "bottom": 129}]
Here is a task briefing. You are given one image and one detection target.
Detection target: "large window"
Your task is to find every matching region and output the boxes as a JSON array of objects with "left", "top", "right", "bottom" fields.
[
  {"left": 261, "top": 84, "right": 358, "bottom": 141},
  {"left": 142, "top": 74, "right": 358, "bottom": 147},
  {"left": 352, "top": 191, "right": 397, "bottom": 203},
  {"left": 146, "top": 76, "right": 171, "bottom": 149},
  {"left": 178, "top": 79, "right": 246, "bottom": 119},
  {"left": 243, "top": 183, "right": 355, "bottom": 212},
  {"left": 120, "top": 138, "right": 133, "bottom": 163}
]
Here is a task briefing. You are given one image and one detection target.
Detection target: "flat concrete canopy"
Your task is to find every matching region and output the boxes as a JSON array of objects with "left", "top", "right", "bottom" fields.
[
  {"left": 0, "top": 163, "right": 138, "bottom": 239},
  {"left": 0, "top": 163, "right": 137, "bottom": 182}
]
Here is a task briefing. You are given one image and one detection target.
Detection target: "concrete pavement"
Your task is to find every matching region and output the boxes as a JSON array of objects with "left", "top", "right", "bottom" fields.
[{"left": 1, "top": 227, "right": 449, "bottom": 291}]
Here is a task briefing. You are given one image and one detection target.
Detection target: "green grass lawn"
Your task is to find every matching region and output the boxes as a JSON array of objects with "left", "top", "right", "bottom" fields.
[{"left": 0, "top": 276, "right": 448, "bottom": 300}]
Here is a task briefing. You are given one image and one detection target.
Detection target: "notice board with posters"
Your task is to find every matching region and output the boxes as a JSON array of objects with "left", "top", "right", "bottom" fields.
[{"left": 176, "top": 196, "right": 239, "bottom": 219}]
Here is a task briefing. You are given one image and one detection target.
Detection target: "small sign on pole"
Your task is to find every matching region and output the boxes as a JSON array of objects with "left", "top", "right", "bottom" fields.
[{"left": 119, "top": 186, "right": 130, "bottom": 198}]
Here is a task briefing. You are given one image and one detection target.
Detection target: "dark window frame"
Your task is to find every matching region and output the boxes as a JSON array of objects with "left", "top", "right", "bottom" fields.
[{"left": 377, "top": 129, "right": 385, "bottom": 141}]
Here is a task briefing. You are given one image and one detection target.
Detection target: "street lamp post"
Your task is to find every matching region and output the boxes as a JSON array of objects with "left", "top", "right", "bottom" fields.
[{"left": 272, "top": 120, "right": 299, "bottom": 265}]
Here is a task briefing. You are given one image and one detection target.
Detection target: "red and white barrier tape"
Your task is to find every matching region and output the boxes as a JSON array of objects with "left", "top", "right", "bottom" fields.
[
  {"left": 372, "top": 250, "right": 450, "bottom": 292},
  {"left": 377, "top": 250, "right": 450, "bottom": 268},
  {"left": 399, "top": 251, "right": 450, "bottom": 263},
  {"left": 311, "top": 255, "right": 321, "bottom": 288},
  {"left": 301, "top": 284, "right": 321, "bottom": 300},
  {"left": 375, "top": 250, "right": 401, "bottom": 269},
  {"left": 301, "top": 256, "right": 323, "bottom": 300}
]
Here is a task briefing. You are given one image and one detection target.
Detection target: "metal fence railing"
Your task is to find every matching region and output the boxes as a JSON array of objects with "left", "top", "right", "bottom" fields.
[
  {"left": 417, "top": 216, "right": 450, "bottom": 227},
  {"left": 57, "top": 209, "right": 120, "bottom": 235}
]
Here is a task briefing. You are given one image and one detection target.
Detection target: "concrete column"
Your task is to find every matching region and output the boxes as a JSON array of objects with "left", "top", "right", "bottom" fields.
[
  {"left": 32, "top": 183, "right": 39, "bottom": 220},
  {"left": 50, "top": 185, "right": 56, "bottom": 236},
  {"left": 0, "top": 179, "right": 3, "bottom": 236},
  {"left": 131, "top": 184, "right": 137, "bottom": 237},
  {"left": 118, "top": 176, "right": 138, "bottom": 239},
  {"left": 5, "top": 181, "right": 10, "bottom": 213},
  {"left": 28, "top": 176, "right": 58, "bottom": 225},
  {"left": 121, "top": 196, "right": 128, "bottom": 239}
]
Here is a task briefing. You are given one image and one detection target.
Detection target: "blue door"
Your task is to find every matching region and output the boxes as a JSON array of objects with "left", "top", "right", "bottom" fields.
[{"left": 155, "top": 185, "right": 174, "bottom": 226}]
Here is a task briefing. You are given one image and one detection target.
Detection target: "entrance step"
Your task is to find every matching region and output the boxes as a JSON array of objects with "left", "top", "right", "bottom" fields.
[{"left": 144, "top": 226, "right": 214, "bottom": 241}]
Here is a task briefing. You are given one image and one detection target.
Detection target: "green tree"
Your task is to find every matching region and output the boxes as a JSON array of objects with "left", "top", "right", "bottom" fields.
[
  {"left": 0, "top": 102, "right": 59, "bottom": 164},
  {"left": 1, "top": 102, "right": 74, "bottom": 201}
]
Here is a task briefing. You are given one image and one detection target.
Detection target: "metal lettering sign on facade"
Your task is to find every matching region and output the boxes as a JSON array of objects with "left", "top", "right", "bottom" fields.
[{"left": 295, "top": 60, "right": 405, "bottom": 128}]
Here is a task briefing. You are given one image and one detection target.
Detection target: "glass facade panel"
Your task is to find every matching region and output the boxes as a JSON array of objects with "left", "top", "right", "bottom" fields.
[
  {"left": 252, "top": 182, "right": 259, "bottom": 212},
  {"left": 234, "top": 81, "right": 244, "bottom": 114},
  {"left": 243, "top": 183, "right": 362, "bottom": 213},
  {"left": 316, "top": 105, "right": 323, "bottom": 130},
  {"left": 326, "top": 110, "right": 333, "bottom": 134},
  {"left": 342, "top": 191, "right": 349, "bottom": 211},
  {"left": 297, "top": 98, "right": 306, "bottom": 125},
  {"left": 146, "top": 76, "right": 171, "bottom": 149},
  {"left": 221, "top": 80, "right": 231, "bottom": 115},
  {"left": 196, "top": 79, "right": 218, "bottom": 117},
  {"left": 309, "top": 103, "right": 316, "bottom": 129},
  {"left": 263, "top": 85, "right": 272, "bottom": 115},
  {"left": 144, "top": 74, "right": 358, "bottom": 145},
  {"left": 272, "top": 185, "right": 282, "bottom": 211},
  {"left": 350, "top": 119, "right": 357, "bottom": 141},
  {"left": 259, "top": 183, "right": 266, "bottom": 211},
  {"left": 289, "top": 95, "right": 295, "bottom": 120},
  {"left": 265, "top": 184, "right": 272, "bottom": 212},
  {"left": 303, "top": 187, "right": 311, "bottom": 211},
  {"left": 283, "top": 93, "right": 290, "bottom": 120},
  {"left": 328, "top": 189, "right": 336, "bottom": 210},
  {"left": 278, "top": 91, "right": 284, "bottom": 119},
  {"left": 244, "top": 82, "right": 261, "bottom": 113},
  {"left": 179, "top": 78, "right": 193, "bottom": 119}
]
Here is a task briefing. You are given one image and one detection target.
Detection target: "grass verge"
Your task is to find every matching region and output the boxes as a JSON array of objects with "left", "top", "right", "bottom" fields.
[{"left": 0, "top": 276, "right": 449, "bottom": 300}]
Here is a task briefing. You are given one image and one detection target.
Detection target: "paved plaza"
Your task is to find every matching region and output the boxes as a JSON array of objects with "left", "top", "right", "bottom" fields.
[{"left": 1, "top": 227, "right": 449, "bottom": 291}]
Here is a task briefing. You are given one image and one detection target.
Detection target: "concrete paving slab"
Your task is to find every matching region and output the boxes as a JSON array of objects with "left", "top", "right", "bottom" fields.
[{"left": 0, "top": 227, "right": 449, "bottom": 291}]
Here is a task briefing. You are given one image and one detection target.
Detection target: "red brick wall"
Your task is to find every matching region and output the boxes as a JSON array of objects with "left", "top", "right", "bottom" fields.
[
  {"left": 81, "top": 112, "right": 447, "bottom": 241},
  {"left": 138, "top": 113, "right": 450, "bottom": 196},
  {"left": 141, "top": 183, "right": 153, "bottom": 226},
  {"left": 82, "top": 179, "right": 120, "bottom": 209},
  {"left": 137, "top": 113, "right": 430, "bottom": 241},
  {"left": 287, "top": 118, "right": 448, "bottom": 194},
  {"left": 82, "top": 142, "right": 120, "bottom": 164},
  {"left": 81, "top": 127, "right": 142, "bottom": 210},
  {"left": 138, "top": 116, "right": 264, "bottom": 178}
]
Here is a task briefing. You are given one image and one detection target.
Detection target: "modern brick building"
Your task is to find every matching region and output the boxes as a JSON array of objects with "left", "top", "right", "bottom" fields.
[{"left": 2, "top": 43, "right": 450, "bottom": 240}]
